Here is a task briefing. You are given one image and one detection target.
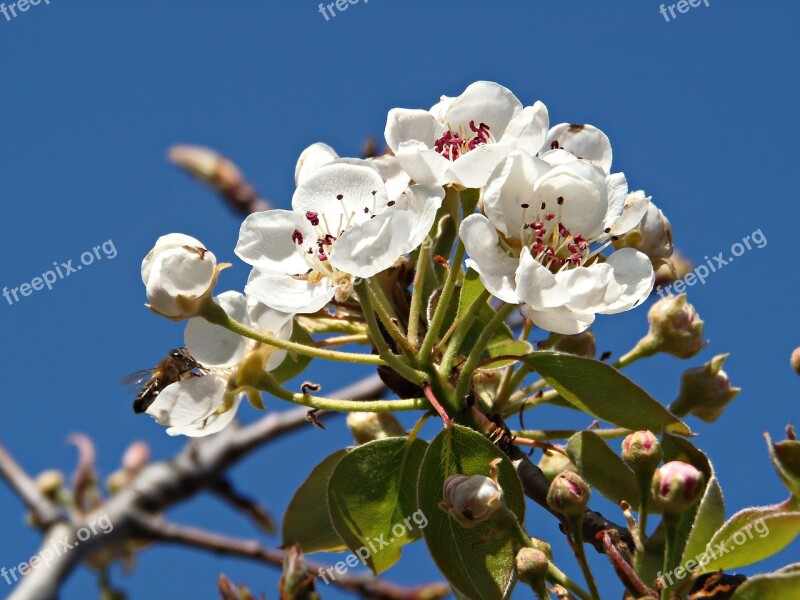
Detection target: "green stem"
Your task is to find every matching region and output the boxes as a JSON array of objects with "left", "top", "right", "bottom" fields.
[
  {"left": 614, "top": 337, "right": 659, "bottom": 369},
  {"left": 354, "top": 281, "right": 428, "bottom": 385},
  {"left": 251, "top": 371, "right": 428, "bottom": 413},
  {"left": 364, "top": 278, "right": 415, "bottom": 357},
  {"left": 407, "top": 239, "right": 430, "bottom": 349},
  {"left": 567, "top": 515, "right": 602, "bottom": 600},
  {"left": 660, "top": 513, "right": 682, "bottom": 599},
  {"left": 418, "top": 240, "right": 465, "bottom": 364},
  {"left": 200, "top": 299, "right": 385, "bottom": 366},
  {"left": 439, "top": 288, "right": 491, "bottom": 377},
  {"left": 512, "top": 428, "right": 631, "bottom": 442},
  {"left": 546, "top": 563, "right": 593, "bottom": 600},
  {"left": 454, "top": 303, "right": 517, "bottom": 401},
  {"left": 493, "top": 364, "right": 531, "bottom": 414}
]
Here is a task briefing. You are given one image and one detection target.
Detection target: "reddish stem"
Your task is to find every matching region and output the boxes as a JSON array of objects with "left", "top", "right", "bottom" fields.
[{"left": 422, "top": 384, "right": 452, "bottom": 427}]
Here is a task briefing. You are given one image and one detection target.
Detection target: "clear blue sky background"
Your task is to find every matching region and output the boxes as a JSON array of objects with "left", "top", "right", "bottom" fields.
[{"left": 1, "top": 1, "right": 798, "bottom": 598}]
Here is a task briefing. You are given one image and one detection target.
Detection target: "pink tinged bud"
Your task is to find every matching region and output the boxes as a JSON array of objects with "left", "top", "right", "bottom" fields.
[
  {"left": 621, "top": 431, "right": 663, "bottom": 475},
  {"left": 791, "top": 347, "right": 800, "bottom": 376},
  {"left": 515, "top": 548, "right": 550, "bottom": 587},
  {"left": 645, "top": 294, "right": 705, "bottom": 359},
  {"left": 547, "top": 471, "right": 590, "bottom": 516},
  {"left": 670, "top": 354, "right": 741, "bottom": 423},
  {"left": 651, "top": 461, "right": 705, "bottom": 513},
  {"left": 345, "top": 412, "right": 406, "bottom": 445},
  {"left": 440, "top": 473, "right": 504, "bottom": 528},
  {"left": 122, "top": 441, "right": 150, "bottom": 474}
]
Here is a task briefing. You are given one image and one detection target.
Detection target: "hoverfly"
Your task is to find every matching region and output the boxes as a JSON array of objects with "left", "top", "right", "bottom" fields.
[{"left": 123, "top": 348, "right": 205, "bottom": 414}]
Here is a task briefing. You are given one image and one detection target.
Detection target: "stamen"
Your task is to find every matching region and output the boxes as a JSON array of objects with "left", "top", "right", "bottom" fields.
[
  {"left": 305, "top": 211, "right": 320, "bottom": 226},
  {"left": 291, "top": 229, "right": 304, "bottom": 244}
]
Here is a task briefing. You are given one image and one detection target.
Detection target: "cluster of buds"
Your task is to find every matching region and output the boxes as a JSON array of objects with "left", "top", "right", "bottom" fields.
[{"left": 670, "top": 354, "right": 741, "bottom": 423}]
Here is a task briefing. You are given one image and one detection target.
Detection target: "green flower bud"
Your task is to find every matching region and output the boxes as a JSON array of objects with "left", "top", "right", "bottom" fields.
[
  {"left": 538, "top": 449, "right": 577, "bottom": 480},
  {"left": 547, "top": 471, "right": 590, "bottom": 516},
  {"left": 440, "top": 473, "right": 504, "bottom": 528},
  {"left": 346, "top": 412, "right": 406, "bottom": 445},
  {"left": 621, "top": 431, "right": 663, "bottom": 475},
  {"left": 551, "top": 330, "right": 596, "bottom": 358},
  {"left": 670, "top": 354, "right": 741, "bottom": 423},
  {"left": 642, "top": 294, "right": 705, "bottom": 359},
  {"left": 651, "top": 461, "right": 704, "bottom": 513},
  {"left": 515, "top": 547, "right": 550, "bottom": 590}
]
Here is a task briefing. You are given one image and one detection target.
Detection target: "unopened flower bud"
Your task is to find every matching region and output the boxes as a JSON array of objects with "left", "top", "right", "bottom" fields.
[
  {"left": 515, "top": 547, "right": 550, "bottom": 590},
  {"left": 551, "top": 330, "right": 596, "bottom": 358},
  {"left": 614, "top": 201, "right": 673, "bottom": 265},
  {"left": 641, "top": 294, "right": 705, "bottom": 359},
  {"left": 528, "top": 537, "right": 554, "bottom": 561},
  {"left": 670, "top": 354, "right": 741, "bottom": 423},
  {"left": 346, "top": 412, "right": 406, "bottom": 445},
  {"left": 651, "top": 461, "right": 704, "bottom": 513},
  {"left": 538, "top": 449, "right": 577, "bottom": 480},
  {"left": 621, "top": 431, "right": 663, "bottom": 475},
  {"left": 141, "top": 234, "right": 222, "bottom": 320},
  {"left": 654, "top": 250, "right": 692, "bottom": 289},
  {"left": 547, "top": 471, "right": 590, "bottom": 516},
  {"left": 791, "top": 347, "right": 800, "bottom": 376},
  {"left": 440, "top": 473, "right": 503, "bottom": 528},
  {"left": 122, "top": 441, "right": 150, "bottom": 474},
  {"left": 36, "top": 470, "right": 64, "bottom": 499}
]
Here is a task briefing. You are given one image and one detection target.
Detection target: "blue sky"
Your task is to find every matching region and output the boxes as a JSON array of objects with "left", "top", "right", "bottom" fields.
[{"left": 1, "top": 1, "right": 799, "bottom": 598}]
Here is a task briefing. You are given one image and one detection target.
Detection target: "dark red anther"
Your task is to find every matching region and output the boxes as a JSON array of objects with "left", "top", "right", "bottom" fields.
[
  {"left": 545, "top": 213, "right": 556, "bottom": 221},
  {"left": 568, "top": 243, "right": 578, "bottom": 253},
  {"left": 305, "top": 211, "right": 320, "bottom": 226},
  {"left": 532, "top": 221, "right": 544, "bottom": 230},
  {"left": 550, "top": 140, "right": 560, "bottom": 150},
  {"left": 559, "top": 224, "right": 570, "bottom": 238},
  {"left": 570, "top": 253, "right": 582, "bottom": 265},
  {"left": 291, "top": 229, "right": 304, "bottom": 244},
  {"left": 323, "top": 234, "right": 336, "bottom": 245}
]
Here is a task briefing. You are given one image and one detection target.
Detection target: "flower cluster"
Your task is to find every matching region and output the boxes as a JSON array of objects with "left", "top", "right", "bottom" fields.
[{"left": 138, "top": 80, "right": 669, "bottom": 436}]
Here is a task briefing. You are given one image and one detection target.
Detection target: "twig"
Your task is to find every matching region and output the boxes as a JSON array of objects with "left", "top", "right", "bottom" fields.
[
  {"left": 598, "top": 530, "right": 658, "bottom": 598},
  {"left": 210, "top": 479, "right": 276, "bottom": 534},
  {"left": 0, "top": 443, "right": 63, "bottom": 530},
  {"left": 133, "top": 514, "right": 449, "bottom": 600}
]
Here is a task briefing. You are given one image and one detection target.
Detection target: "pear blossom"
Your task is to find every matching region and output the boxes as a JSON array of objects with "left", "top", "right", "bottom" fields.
[
  {"left": 385, "top": 81, "right": 549, "bottom": 188},
  {"left": 145, "top": 291, "right": 293, "bottom": 437},
  {"left": 542, "top": 123, "right": 613, "bottom": 174},
  {"left": 236, "top": 162, "right": 444, "bottom": 313},
  {"left": 459, "top": 150, "right": 654, "bottom": 334},
  {"left": 141, "top": 234, "right": 219, "bottom": 320}
]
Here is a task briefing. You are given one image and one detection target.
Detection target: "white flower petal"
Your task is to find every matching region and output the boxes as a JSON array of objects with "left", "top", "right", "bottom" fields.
[
  {"left": 447, "top": 143, "right": 515, "bottom": 189},
  {"left": 235, "top": 210, "right": 315, "bottom": 275},
  {"left": 395, "top": 141, "right": 451, "bottom": 186},
  {"left": 246, "top": 297, "right": 295, "bottom": 371},
  {"left": 459, "top": 214, "right": 519, "bottom": 304},
  {"left": 429, "top": 95, "right": 455, "bottom": 121},
  {"left": 245, "top": 269, "right": 336, "bottom": 314},
  {"left": 515, "top": 247, "right": 570, "bottom": 309},
  {"left": 545, "top": 123, "right": 613, "bottom": 174},
  {"left": 329, "top": 210, "right": 413, "bottom": 278},
  {"left": 557, "top": 263, "right": 616, "bottom": 313},
  {"left": 501, "top": 101, "right": 550, "bottom": 155},
  {"left": 444, "top": 81, "right": 522, "bottom": 139},
  {"left": 146, "top": 374, "right": 227, "bottom": 430},
  {"left": 599, "top": 249, "right": 655, "bottom": 314},
  {"left": 145, "top": 246, "right": 216, "bottom": 318},
  {"left": 368, "top": 154, "right": 412, "bottom": 203},
  {"left": 141, "top": 233, "right": 205, "bottom": 285},
  {"left": 609, "top": 191, "right": 651, "bottom": 236},
  {"left": 590, "top": 172, "right": 629, "bottom": 238},
  {"left": 167, "top": 394, "right": 243, "bottom": 438},
  {"left": 533, "top": 167, "right": 603, "bottom": 235},
  {"left": 185, "top": 291, "right": 250, "bottom": 368},
  {"left": 521, "top": 304, "right": 595, "bottom": 335},
  {"left": 291, "top": 163, "right": 388, "bottom": 232},
  {"left": 295, "top": 143, "right": 339, "bottom": 185},
  {"left": 390, "top": 184, "right": 445, "bottom": 250},
  {"left": 484, "top": 151, "right": 551, "bottom": 238},
  {"left": 385, "top": 108, "right": 446, "bottom": 153}
]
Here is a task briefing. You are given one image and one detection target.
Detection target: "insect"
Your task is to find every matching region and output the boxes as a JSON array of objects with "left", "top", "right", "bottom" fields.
[{"left": 123, "top": 348, "right": 204, "bottom": 414}]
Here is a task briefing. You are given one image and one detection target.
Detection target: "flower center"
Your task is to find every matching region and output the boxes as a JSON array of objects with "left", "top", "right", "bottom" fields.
[
  {"left": 434, "top": 120, "right": 492, "bottom": 160},
  {"left": 516, "top": 200, "right": 616, "bottom": 271}
]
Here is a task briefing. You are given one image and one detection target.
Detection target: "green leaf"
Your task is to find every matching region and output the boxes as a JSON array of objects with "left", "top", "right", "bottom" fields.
[
  {"left": 766, "top": 433, "right": 800, "bottom": 497},
  {"left": 696, "top": 502, "right": 800, "bottom": 574},
  {"left": 418, "top": 424, "right": 525, "bottom": 600},
  {"left": 282, "top": 450, "right": 348, "bottom": 553},
  {"left": 485, "top": 339, "right": 533, "bottom": 370},
  {"left": 457, "top": 269, "right": 487, "bottom": 319},
  {"left": 730, "top": 568, "right": 800, "bottom": 599},
  {"left": 680, "top": 477, "right": 725, "bottom": 567},
  {"left": 327, "top": 437, "right": 428, "bottom": 574},
  {"left": 523, "top": 352, "right": 690, "bottom": 435},
  {"left": 566, "top": 432, "right": 640, "bottom": 505},
  {"left": 271, "top": 323, "right": 315, "bottom": 383}
]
